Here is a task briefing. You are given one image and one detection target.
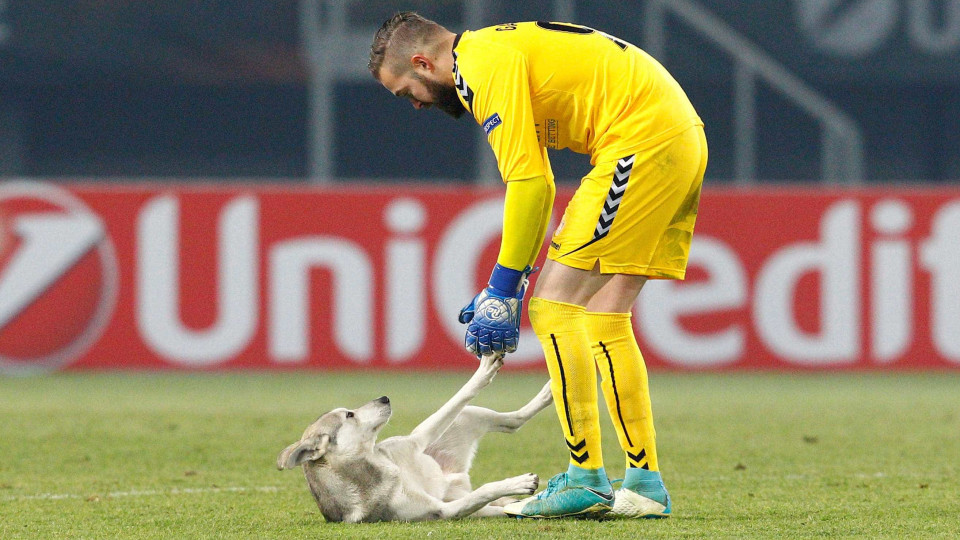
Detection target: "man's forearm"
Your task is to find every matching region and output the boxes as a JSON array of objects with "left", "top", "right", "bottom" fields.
[{"left": 498, "top": 174, "right": 554, "bottom": 273}]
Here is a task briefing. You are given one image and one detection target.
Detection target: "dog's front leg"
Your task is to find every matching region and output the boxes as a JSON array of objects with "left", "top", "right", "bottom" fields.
[
  {"left": 436, "top": 473, "right": 538, "bottom": 520},
  {"left": 408, "top": 354, "right": 503, "bottom": 449}
]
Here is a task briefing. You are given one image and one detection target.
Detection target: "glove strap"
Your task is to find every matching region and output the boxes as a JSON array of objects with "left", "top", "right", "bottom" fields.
[{"left": 488, "top": 264, "right": 524, "bottom": 296}]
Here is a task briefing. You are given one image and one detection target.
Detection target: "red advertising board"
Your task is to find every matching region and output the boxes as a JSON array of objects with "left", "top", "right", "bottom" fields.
[{"left": 1, "top": 181, "right": 958, "bottom": 374}]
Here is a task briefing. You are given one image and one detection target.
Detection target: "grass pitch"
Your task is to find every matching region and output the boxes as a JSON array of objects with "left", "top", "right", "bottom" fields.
[{"left": 2, "top": 370, "right": 959, "bottom": 539}]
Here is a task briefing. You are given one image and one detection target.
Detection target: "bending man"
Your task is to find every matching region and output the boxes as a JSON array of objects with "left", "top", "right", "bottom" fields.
[{"left": 369, "top": 13, "right": 707, "bottom": 520}]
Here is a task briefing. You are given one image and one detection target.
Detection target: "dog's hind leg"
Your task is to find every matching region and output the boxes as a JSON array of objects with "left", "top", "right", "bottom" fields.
[
  {"left": 488, "top": 381, "right": 553, "bottom": 433},
  {"left": 456, "top": 380, "right": 553, "bottom": 435},
  {"left": 426, "top": 382, "right": 553, "bottom": 474}
]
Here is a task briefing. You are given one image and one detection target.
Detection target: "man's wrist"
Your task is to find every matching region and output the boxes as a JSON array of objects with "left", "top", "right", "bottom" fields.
[{"left": 488, "top": 263, "right": 524, "bottom": 296}]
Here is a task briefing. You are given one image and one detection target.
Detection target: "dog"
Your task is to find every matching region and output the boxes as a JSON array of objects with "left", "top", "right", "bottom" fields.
[{"left": 276, "top": 354, "right": 553, "bottom": 522}]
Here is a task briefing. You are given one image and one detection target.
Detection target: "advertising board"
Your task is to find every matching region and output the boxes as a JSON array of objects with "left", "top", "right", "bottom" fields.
[{"left": 1, "top": 181, "right": 958, "bottom": 373}]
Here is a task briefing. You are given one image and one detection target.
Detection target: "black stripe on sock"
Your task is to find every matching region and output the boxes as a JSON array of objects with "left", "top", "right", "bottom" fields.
[
  {"left": 551, "top": 333, "right": 575, "bottom": 436},
  {"left": 600, "top": 341, "right": 634, "bottom": 447}
]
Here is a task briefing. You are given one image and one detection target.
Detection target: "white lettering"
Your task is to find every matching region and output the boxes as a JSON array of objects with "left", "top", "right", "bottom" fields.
[
  {"left": 137, "top": 196, "right": 258, "bottom": 366},
  {"left": 638, "top": 237, "right": 746, "bottom": 367},
  {"left": 870, "top": 200, "right": 914, "bottom": 362},
  {"left": 124, "top": 191, "right": 960, "bottom": 370},
  {"left": 385, "top": 199, "right": 426, "bottom": 362},
  {"left": 919, "top": 200, "right": 960, "bottom": 361},
  {"left": 268, "top": 238, "right": 373, "bottom": 363},
  {"left": 754, "top": 201, "right": 860, "bottom": 364}
]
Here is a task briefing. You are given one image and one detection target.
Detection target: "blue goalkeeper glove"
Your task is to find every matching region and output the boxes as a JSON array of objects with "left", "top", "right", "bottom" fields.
[{"left": 458, "top": 264, "right": 538, "bottom": 357}]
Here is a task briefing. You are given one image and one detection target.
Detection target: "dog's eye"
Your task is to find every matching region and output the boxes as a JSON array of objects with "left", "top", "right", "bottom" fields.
[{"left": 345, "top": 411, "right": 355, "bottom": 419}]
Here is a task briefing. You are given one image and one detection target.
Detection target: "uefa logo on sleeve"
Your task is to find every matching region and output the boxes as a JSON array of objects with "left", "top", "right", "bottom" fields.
[{"left": 0, "top": 182, "right": 119, "bottom": 375}]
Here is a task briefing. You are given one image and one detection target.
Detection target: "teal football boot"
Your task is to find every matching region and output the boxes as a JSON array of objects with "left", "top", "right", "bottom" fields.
[
  {"left": 503, "top": 466, "right": 613, "bottom": 519},
  {"left": 608, "top": 469, "right": 671, "bottom": 518}
]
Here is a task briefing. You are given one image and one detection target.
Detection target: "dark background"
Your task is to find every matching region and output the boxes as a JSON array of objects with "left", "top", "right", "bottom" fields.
[{"left": 1, "top": 1, "right": 957, "bottom": 183}]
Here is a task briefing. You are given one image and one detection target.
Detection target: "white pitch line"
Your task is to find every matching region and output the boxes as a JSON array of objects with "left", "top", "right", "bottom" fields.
[{"left": 2, "top": 485, "right": 288, "bottom": 502}]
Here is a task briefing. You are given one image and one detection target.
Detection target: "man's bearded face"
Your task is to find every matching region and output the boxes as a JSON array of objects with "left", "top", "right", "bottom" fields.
[{"left": 415, "top": 73, "right": 467, "bottom": 119}]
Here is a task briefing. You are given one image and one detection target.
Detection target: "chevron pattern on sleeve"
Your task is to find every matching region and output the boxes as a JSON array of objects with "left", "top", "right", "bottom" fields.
[
  {"left": 594, "top": 154, "right": 635, "bottom": 238},
  {"left": 452, "top": 52, "right": 475, "bottom": 113}
]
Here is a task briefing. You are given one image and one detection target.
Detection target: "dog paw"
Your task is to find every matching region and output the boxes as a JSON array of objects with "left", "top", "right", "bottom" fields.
[
  {"left": 510, "top": 473, "right": 539, "bottom": 495},
  {"left": 477, "top": 354, "right": 504, "bottom": 379}
]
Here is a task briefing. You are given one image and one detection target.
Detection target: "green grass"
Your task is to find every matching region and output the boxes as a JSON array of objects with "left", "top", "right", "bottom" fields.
[{"left": 2, "top": 371, "right": 959, "bottom": 539}]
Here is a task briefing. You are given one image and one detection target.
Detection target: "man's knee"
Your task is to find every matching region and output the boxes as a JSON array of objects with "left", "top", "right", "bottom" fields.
[
  {"left": 532, "top": 259, "right": 605, "bottom": 306},
  {"left": 527, "top": 296, "right": 585, "bottom": 335},
  {"left": 527, "top": 297, "right": 548, "bottom": 334},
  {"left": 585, "top": 274, "right": 648, "bottom": 313}
]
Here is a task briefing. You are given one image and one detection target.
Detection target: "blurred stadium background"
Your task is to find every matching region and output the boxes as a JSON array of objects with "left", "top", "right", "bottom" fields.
[
  {"left": 2, "top": 0, "right": 958, "bottom": 183},
  {"left": 1, "top": 0, "right": 959, "bottom": 374}
]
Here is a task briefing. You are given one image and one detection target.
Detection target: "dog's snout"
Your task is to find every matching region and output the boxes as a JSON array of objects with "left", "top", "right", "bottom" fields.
[{"left": 377, "top": 396, "right": 390, "bottom": 404}]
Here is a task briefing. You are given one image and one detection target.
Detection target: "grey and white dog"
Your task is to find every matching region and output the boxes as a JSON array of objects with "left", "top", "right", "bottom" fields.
[{"left": 276, "top": 354, "right": 553, "bottom": 522}]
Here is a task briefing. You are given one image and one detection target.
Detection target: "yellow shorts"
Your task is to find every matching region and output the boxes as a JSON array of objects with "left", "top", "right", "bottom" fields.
[{"left": 547, "top": 125, "right": 707, "bottom": 279}]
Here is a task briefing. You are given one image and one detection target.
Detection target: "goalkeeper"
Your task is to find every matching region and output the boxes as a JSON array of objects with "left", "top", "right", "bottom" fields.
[{"left": 369, "top": 13, "right": 707, "bottom": 520}]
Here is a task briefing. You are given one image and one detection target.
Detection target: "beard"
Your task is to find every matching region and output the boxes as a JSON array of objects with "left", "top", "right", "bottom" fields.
[{"left": 416, "top": 73, "right": 468, "bottom": 119}]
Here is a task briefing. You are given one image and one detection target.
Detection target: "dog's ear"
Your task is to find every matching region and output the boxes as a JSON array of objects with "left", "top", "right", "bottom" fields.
[{"left": 276, "top": 434, "right": 330, "bottom": 470}]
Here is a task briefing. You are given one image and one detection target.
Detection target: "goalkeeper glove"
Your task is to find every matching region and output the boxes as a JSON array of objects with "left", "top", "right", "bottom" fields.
[{"left": 458, "top": 264, "right": 537, "bottom": 357}]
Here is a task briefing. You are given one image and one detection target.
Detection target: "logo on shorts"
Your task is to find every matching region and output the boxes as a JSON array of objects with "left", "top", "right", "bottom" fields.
[
  {"left": 482, "top": 113, "right": 502, "bottom": 135},
  {"left": 0, "top": 182, "right": 119, "bottom": 375}
]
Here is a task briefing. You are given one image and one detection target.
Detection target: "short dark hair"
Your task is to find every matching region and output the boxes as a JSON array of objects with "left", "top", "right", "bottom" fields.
[{"left": 369, "top": 11, "right": 446, "bottom": 79}]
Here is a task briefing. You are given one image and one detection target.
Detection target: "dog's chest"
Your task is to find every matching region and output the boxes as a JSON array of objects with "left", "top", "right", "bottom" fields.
[{"left": 383, "top": 448, "right": 448, "bottom": 499}]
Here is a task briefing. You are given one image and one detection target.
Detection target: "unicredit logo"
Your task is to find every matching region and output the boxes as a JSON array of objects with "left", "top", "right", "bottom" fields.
[{"left": 0, "top": 182, "right": 118, "bottom": 375}]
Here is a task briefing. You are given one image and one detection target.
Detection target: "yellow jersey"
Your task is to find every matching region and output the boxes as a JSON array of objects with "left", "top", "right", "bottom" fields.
[{"left": 452, "top": 21, "right": 703, "bottom": 182}]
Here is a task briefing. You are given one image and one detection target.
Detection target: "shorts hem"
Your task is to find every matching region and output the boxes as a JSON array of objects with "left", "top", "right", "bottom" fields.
[
  {"left": 546, "top": 253, "right": 686, "bottom": 280},
  {"left": 599, "top": 262, "right": 686, "bottom": 279},
  {"left": 546, "top": 253, "right": 596, "bottom": 271}
]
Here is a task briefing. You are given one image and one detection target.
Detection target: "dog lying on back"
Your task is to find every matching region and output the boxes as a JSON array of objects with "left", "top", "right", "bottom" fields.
[{"left": 277, "top": 354, "right": 553, "bottom": 522}]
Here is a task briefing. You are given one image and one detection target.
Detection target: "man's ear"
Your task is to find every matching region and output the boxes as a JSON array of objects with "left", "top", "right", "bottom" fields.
[
  {"left": 411, "top": 53, "right": 433, "bottom": 72},
  {"left": 276, "top": 434, "right": 330, "bottom": 470}
]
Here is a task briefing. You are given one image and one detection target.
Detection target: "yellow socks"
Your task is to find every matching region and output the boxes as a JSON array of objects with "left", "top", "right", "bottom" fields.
[
  {"left": 528, "top": 297, "right": 605, "bottom": 471},
  {"left": 528, "top": 300, "right": 660, "bottom": 473},
  {"left": 585, "top": 311, "right": 659, "bottom": 471}
]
